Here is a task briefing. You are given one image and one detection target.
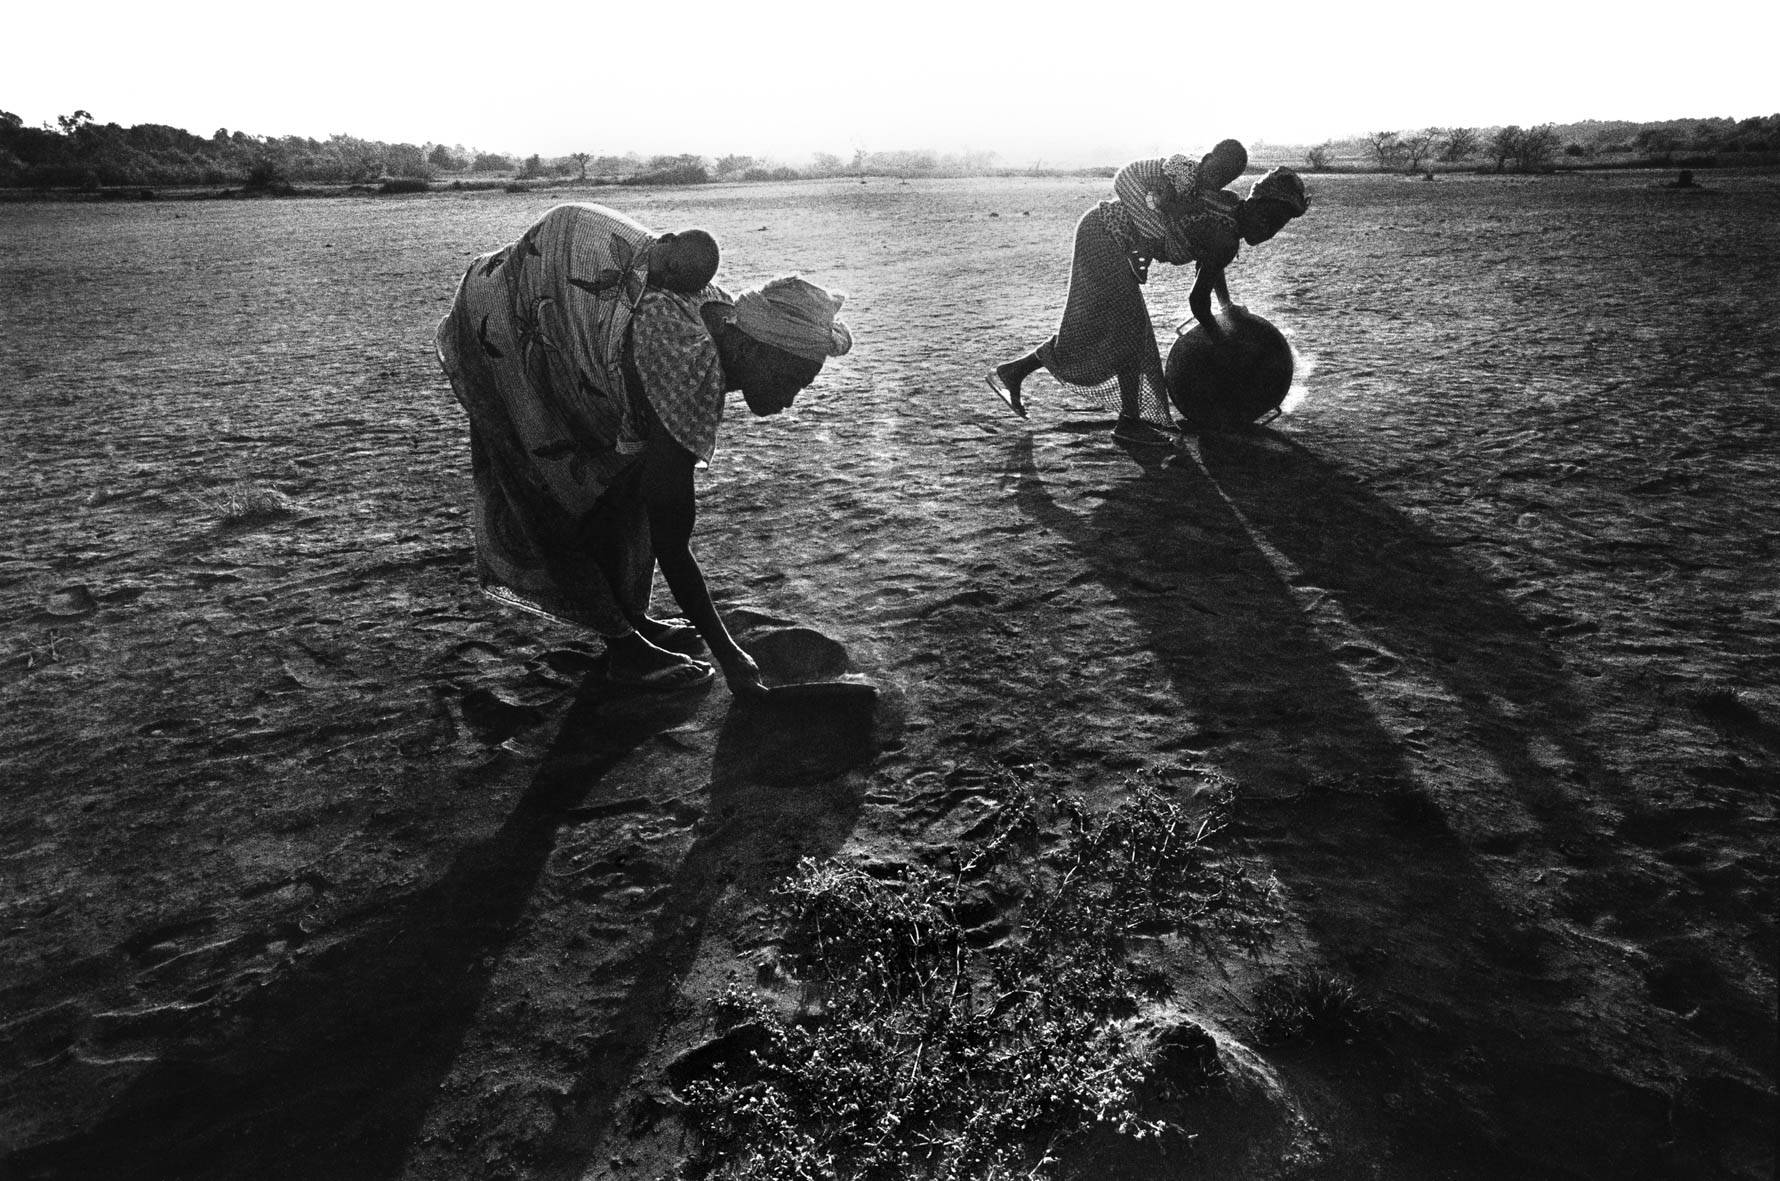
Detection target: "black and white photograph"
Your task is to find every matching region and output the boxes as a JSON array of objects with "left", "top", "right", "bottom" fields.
[{"left": 2, "top": 2, "right": 1775, "bottom": 1177}]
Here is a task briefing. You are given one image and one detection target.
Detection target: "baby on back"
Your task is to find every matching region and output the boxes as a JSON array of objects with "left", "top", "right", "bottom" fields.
[
  {"left": 648, "top": 229, "right": 720, "bottom": 294},
  {"left": 1197, "top": 139, "right": 1248, "bottom": 193}
]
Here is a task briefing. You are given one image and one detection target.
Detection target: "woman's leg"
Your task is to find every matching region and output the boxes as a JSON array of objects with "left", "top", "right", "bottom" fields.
[
  {"left": 1112, "top": 348, "right": 1183, "bottom": 445},
  {"left": 1116, "top": 365, "right": 1143, "bottom": 418},
  {"left": 991, "top": 349, "right": 1045, "bottom": 414},
  {"left": 582, "top": 472, "right": 713, "bottom": 686},
  {"left": 602, "top": 629, "right": 712, "bottom": 687}
]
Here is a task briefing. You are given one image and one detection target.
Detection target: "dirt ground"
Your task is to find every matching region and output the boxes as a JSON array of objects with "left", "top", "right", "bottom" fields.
[{"left": 1, "top": 171, "right": 1775, "bottom": 1180}]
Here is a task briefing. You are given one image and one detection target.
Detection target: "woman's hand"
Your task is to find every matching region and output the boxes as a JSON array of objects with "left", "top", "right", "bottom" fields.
[{"left": 720, "top": 649, "right": 769, "bottom": 700}]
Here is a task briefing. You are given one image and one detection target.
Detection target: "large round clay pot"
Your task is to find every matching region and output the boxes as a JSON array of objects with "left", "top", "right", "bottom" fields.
[{"left": 1166, "top": 308, "right": 1294, "bottom": 428}]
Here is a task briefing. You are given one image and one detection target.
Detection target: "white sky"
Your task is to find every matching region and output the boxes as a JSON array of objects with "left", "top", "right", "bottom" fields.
[{"left": 10, "top": 0, "right": 1776, "bottom": 165}]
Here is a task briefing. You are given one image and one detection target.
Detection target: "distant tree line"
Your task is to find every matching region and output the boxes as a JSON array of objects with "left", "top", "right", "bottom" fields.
[
  {"left": 0, "top": 108, "right": 1013, "bottom": 192},
  {"left": 1301, "top": 114, "right": 1779, "bottom": 174},
  {"left": 0, "top": 110, "right": 481, "bottom": 189},
  {"left": 6, "top": 107, "right": 1774, "bottom": 192}
]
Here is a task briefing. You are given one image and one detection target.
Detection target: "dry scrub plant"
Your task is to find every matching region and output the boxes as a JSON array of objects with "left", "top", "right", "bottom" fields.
[
  {"left": 1251, "top": 967, "right": 1373, "bottom": 1046},
  {"left": 182, "top": 480, "right": 297, "bottom": 526},
  {"left": 677, "top": 765, "right": 1285, "bottom": 1179}
]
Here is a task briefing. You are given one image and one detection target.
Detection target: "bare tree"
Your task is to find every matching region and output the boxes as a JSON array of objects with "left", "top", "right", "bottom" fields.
[
  {"left": 1401, "top": 128, "right": 1441, "bottom": 172},
  {"left": 1440, "top": 126, "right": 1479, "bottom": 163},
  {"left": 1367, "top": 130, "right": 1403, "bottom": 170},
  {"left": 570, "top": 151, "right": 590, "bottom": 180},
  {"left": 1487, "top": 125, "right": 1523, "bottom": 173},
  {"left": 1303, "top": 142, "right": 1333, "bottom": 171}
]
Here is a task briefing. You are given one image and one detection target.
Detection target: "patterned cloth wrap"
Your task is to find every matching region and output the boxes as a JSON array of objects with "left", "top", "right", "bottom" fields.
[
  {"left": 1097, "top": 154, "right": 1241, "bottom": 268},
  {"left": 1037, "top": 156, "right": 1243, "bottom": 426},
  {"left": 435, "top": 203, "right": 732, "bottom": 634}
]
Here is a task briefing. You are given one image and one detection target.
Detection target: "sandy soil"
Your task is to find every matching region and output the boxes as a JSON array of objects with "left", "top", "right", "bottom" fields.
[{"left": 1, "top": 172, "right": 1776, "bottom": 1180}]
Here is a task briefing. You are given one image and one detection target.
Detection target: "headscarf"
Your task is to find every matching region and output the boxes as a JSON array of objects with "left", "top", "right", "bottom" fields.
[
  {"left": 1247, "top": 166, "right": 1308, "bottom": 216},
  {"left": 733, "top": 276, "right": 853, "bottom": 363}
]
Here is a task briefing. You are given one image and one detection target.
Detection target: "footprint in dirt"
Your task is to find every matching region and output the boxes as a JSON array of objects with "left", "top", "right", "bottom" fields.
[{"left": 42, "top": 585, "right": 99, "bottom": 619}]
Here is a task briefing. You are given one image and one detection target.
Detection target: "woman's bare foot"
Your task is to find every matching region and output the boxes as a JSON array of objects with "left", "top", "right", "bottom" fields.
[
  {"left": 1113, "top": 416, "right": 1185, "bottom": 447},
  {"left": 605, "top": 631, "right": 714, "bottom": 691},
  {"left": 986, "top": 363, "right": 1027, "bottom": 417},
  {"left": 629, "top": 614, "right": 705, "bottom": 653}
]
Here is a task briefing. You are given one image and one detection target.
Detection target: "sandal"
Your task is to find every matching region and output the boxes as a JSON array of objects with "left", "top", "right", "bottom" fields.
[{"left": 984, "top": 370, "right": 1027, "bottom": 418}]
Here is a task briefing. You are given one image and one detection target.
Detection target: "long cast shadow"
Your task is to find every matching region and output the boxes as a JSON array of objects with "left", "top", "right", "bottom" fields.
[
  {"left": 530, "top": 646, "right": 881, "bottom": 1175},
  {"left": 1194, "top": 427, "right": 1610, "bottom": 840},
  {"left": 1005, "top": 430, "right": 1680, "bottom": 1178},
  {"left": 4, "top": 680, "right": 706, "bottom": 1181}
]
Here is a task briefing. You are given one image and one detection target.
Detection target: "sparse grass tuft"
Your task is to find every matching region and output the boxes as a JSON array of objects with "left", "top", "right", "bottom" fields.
[
  {"left": 8, "top": 629, "right": 75, "bottom": 671},
  {"left": 678, "top": 765, "right": 1285, "bottom": 1178},
  {"left": 1252, "top": 967, "right": 1372, "bottom": 1046},
  {"left": 202, "top": 481, "right": 297, "bottom": 526},
  {"left": 1692, "top": 684, "right": 1762, "bottom": 730}
]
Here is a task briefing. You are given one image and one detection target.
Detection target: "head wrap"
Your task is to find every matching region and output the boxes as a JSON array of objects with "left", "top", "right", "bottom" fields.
[
  {"left": 733, "top": 276, "right": 853, "bottom": 363},
  {"left": 1247, "top": 166, "right": 1308, "bottom": 216}
]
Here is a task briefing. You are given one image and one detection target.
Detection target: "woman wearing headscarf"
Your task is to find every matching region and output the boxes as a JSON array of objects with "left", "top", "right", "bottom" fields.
[
  {"left": 988, "top": 145, "right": 1309, "bottom": 445},
  {"left": 436, "top": 203, "right": 853, "bottom": 697}
]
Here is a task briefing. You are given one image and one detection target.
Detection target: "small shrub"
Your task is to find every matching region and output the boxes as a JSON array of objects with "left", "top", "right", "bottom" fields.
[
  {"left": 1692, "top": 684, "right": 1762, "bottom": 730},
  {"left": 679, "top": 766, "right": 1285, "bottom": 1178},
  {"left": 1252, "top": 968, "right": 1371, "bottom": 1046},
  {"left": 244, "top": 157, "right": 289, "bottom": 191},
  {"left": 210, "top": 482, "right": 297, "bottom": 525},
  {"left": 632, "top": 163, "right": 709, "bottom": 186},
  {"left": 378, "top": 176, "right": 430, "bottom": 194}
]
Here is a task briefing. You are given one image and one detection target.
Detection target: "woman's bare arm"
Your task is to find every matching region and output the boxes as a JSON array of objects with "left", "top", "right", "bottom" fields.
[
  {"left": 1189, "top": 263, "right": 1227, "bottom": 335},
  {"left": 636, "top": 424, "right": 765, "bottom": 696}
]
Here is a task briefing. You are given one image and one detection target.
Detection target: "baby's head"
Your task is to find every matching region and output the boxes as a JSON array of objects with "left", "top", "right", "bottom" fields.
[
  {"left": 1199, "top": 139, "right": 1249, "bottom": 191},
  {"left": 650, "top": 229, "right": 720, "bottom": 294}
]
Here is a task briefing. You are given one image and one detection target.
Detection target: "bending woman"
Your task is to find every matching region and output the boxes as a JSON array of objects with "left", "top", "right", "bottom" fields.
[
  {"left": 436, "top": 203, "right": 853, "bottom": 696},
  {"left": 989, "top": 145, "right": 1308, "bottom": 445}
]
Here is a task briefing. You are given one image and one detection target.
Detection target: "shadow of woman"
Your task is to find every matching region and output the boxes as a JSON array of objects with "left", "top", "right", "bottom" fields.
[
  {"left": 527, "top": 644, "right": 884, "bottom": 1173},
  {"left": 1006, "top": 431, "right": 1429, "bottom": 794},
  {"left": 1004, "top": 430, "right": 1667, "bottom": 1177},
  {"left": 1193, "top": 427, "right": 1611, "bottom": 846},
  {"left": 3, "top": 678, "right": 709, "bottom": 1181}
]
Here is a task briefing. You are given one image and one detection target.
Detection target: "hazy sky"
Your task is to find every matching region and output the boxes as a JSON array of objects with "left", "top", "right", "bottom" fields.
[{"left": 11, "top": 0, "right": 1775, "bottom": 164}]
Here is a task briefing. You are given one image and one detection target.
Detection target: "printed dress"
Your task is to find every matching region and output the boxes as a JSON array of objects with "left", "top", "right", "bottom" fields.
[
  {"left": 435, "top": 203, "right": 728, "bottom": 634},
  {"left": 1037, "top": 156, "right": 1241, "bottom": 425}
]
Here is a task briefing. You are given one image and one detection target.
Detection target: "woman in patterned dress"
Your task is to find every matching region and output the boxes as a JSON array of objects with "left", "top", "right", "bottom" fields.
[
  {"left": 988, "top": 144, "right": 1308, "bottom": 445},
  {"left": 436, "top": 203, "right": 853, "bottom": 696}
]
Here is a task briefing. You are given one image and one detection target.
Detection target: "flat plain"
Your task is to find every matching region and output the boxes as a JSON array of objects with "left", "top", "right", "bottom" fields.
[{"left": 2, "top": 171, "right": 1776, "bottom": 1179}]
